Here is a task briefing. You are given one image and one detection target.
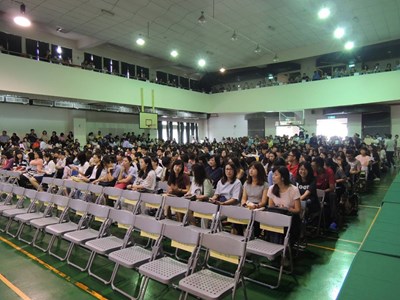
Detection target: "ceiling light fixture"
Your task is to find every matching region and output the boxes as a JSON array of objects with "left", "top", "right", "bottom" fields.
[
  {"left": 198, "top": 58, "right": 206, "bottom": 67},
  {"left": 318, "top": 7, "right": 330, "bottom": 19},
  {"left": 14, "top": 3, "right": 31, "bottom": 27},
  {"left": 231, "top": 30, "right": 238, "bottom": 41},
  {"left": 198, "top": 11, "right": 206, "bottom": 24},
  {"left": 273, "top": 54, "right": 279, "bottom": 62},
  {"left": 219, "top": 66, "right": 226, "bottom": 73},
  {"left": 254, "top": 44, "right": 261, "bottom": 54},
  {"left": 344, "top": 41, "right": 354, "bottom": 50},
  {"left": 136, "top": 35, "right": 145, "bottom": 46},
  {"left": 334, "top": 27, "right": 345, "bottom": 39},
  {"left": 170, "top": 50, "right": 178, "bottom": 57}
]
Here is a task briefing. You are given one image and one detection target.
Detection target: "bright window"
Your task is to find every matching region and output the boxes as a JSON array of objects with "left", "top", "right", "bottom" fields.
[
  {"left": 316, "top": 118, "right": 348, "bottom": 139},
  {"left": 276, "top": 126, "right": 300, "bottom": 138}
]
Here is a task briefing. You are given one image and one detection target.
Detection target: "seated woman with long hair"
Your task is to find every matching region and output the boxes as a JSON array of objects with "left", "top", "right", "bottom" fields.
[
  {"left": 167, "top": 160, "right": 190, "bottom": 197},
  {"left": 268, "top": 166, "right": 301, "bottom": 243},
  {"left": 151, "top": 156, "right": 163, "bottom": 180},
  {"left": 239, "top": 161, "right": 268, "bottom": 236},
  {"left": 115, "top": 156, "right": 137, "bottom": 189},
  {"left": 128, "top": 157, "right": 157, "bottom": 192},
  {"left": 78, "top": 153, "right": 104, "bottom": 183},
  {"left": 241, "top": 161, "right": 268, "bottom": 210},
  {"left": 13, "top": 150, "right": 28, "bottom": 171},
  {"left": 185, "top": 163, "right": 214, "bottom": 201},
  {"left": 92, "top": 155, "right": 119, "bottom": 186},
  {"left": 268, "top": 166, "right": 301, "bottom": 213},
  {"left": 295, "top": 161, "right": 319, "bottom": 214},
  {"left": 209, "top": 162, "right": 242, "bottom": 206},
  {"left": 64, "top": 151, "right": 90, "bottom": 179},
  {"left": 29, "top": 152, "right": 56, "bottom": 190},
  {"left": 0, "top": 151, "right": 14, "bottom": 170},
  {"left": 228, "top": 156, "right": 247, "bottom": 184},
  {"left": 165, "top": 160, "right": 191, "bottom": 221}
]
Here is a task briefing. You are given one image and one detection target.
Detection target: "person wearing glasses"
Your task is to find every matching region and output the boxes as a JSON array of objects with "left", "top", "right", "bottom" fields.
[{"left": 209, "top": 162, "right": 242, "bottom": 206}]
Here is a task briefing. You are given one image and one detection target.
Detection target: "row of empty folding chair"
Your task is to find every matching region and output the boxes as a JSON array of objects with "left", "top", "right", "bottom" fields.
[
  {"left": 0, "top": 169, "right": 21, "bottom": 184},
  {"left": 0, "top": 183, "right": 295, "bottom": 297}
]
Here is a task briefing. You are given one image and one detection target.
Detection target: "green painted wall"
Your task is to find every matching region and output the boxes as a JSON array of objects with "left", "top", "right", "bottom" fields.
[
  {"left": 1, "top": 54, "right": 399, "bottom": 114},
  {"left": 0, "top": 54, "right": 210, "bottom": 112},
  {"left": 210, "top": 71, "right": 400, "bottom": 113}
]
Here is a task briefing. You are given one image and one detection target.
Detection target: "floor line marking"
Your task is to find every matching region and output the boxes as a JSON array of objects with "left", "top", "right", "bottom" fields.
[
  {"left": 359, "top": 207, "right": 381, "bottom": 250},
  {"left": 0, "top": 236, "right": 108, "bottom": 300},
  {"left": 358, "top": 205, "right": 381, "bottom": 209},
  {"left": 0, "top": 273, "right": 31, "bottom": 300},
  {"left": 307, "top": 243, "right": 357, "bottom": 255},
  {"left": 324, "top": 236, "right": 362, "bottom": 244}
]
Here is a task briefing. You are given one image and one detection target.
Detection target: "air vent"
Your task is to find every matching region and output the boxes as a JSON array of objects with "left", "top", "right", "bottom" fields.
[
  {"left": 32, "top": 99, "right": 53, "bottom": 107},
  {"left": 55, "top": 101, "right": 74, "bottom": 108},
  {"left": 74, "top": 103, "right": 91, "bottom": 110},
  {"left": 5, "top": 96, "right": 29, "bottom": 104},
  {"left": 104, "top": 106, "right": 121, "bottom": 113},
  {"left": 120, "top": 106, "right": 134, "bottom": 113}
]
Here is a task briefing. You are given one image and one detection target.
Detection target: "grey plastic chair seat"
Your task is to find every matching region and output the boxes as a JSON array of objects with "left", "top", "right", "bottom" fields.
[
  {"left": 2, "top": 208, "right": 29, "bottom": 217},
  {"left": 0, "top": 204, "right": 19, "bottom": 213},
  {"left": 247, "top": 239, "right": 284, "bottom": 261},
  {"left": 30, "top": 217, "right": 60, "bottom": 229},
  {"left": 186, "top": 224, "right": 213, "bottom": 234},
  {"left": 45, "top": 222, "right": 79, "bottom": 235},
  {"left": 213, "top": 231, "right": 246, "bottom": 241},
  {"left": 139, "top": 256, "right": 187, "bottom": 284},
  {"left": 179, "top": 268, "right": 235, "bottom": 300},
  {"left": 159, "top": 218, "right": 182, "bottom": 226},
  {"left": 63, "top": 228, "right": 100, "bottom": 244},
  {"left": 108, "top": 246, "right": 152, "bottom": 268},
  {"left": 14, "top": 212, "right": 45, "bottom": 223},
  {"left": 85, "top": 236, "right": 124, "bottom": 254}
]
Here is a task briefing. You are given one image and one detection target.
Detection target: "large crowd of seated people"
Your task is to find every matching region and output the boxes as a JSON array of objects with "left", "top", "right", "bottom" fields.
[{"left": 0, "top": 128, "right": 398, "bottom": 240}]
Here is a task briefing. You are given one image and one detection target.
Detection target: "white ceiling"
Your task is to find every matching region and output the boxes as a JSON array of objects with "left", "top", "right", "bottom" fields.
[{"left": 1, "top": 0, "right": 400, "bottom": 73}]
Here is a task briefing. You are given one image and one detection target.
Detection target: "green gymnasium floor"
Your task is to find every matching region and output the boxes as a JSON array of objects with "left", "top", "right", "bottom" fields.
[{"left": 0, "top": 170, "right": 396, "bottom": 300}]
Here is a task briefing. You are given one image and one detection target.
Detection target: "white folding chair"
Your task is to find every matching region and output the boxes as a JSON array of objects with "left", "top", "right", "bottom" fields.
[
  {"left": 214, "top": 205, "right": 254, "bottom": 241},
  {"left": 2, "top": 189, "right": 38, "bottom": 237},
  {"left": 108, "top": 216, "right": 164, "bottom": 300},
  {"left": 72, "top": 181, "right": 90, "bottom": 200},
  {"left": 46, "top": 199, "right": 90, "bottom": 261},
  {"left": 138, "top": 193, "right": 164, "bottom": 220},
  {"left": 160, "top": 196, "right": 190, "bottom": 226},
  {"left": 245, "top": 211, "right": 293, "bottom": 289},
  {"left": 87, "top": 184, "right": 104, "bottom": 203},
  {"left": 39, "top": 176, "right": 55, "bottom": 192},
  {"left": 138, "top": 225, "right": 201, "bottom": 299},
  {"left": 86, "top": 209, "right": 136, "bottom": 284},
  {"left": 15, "top": 191, "right": 55, "bottom": 244},
  {"left": 178, "top": 234, "right": 248, "bottom": 300},
  {"left": 118, "top": 190, "right": 141, "bottom": 213},
  {"left": 31, "top": 195, "right": 71, "bottom": 251},
  {"left": 0, "top": 183, "right": 14, "bottom": 204},
  {"left": 100, "top": 186, "right": 123, "bottom": 206},
  {"left": 185, "top": 201, "right": 219, "bottom": 234},
  {"left": 63, "top": 203, "right": 111, "bottom": 271}
]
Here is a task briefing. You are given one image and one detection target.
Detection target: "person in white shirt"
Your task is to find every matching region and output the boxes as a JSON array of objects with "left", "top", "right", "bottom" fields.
[
  {"left": 29, "top": 152, "right": 56, "bottom": 190},
  {"left": 268, "top": 166, "right": 301, "bottom": 214},
  {"left": 209, "top": 162, "right": 242, "bottom": 206},
  {"left": 128, "top": 157, "right": 156, "bottom": 192},
  {"left": 151, "top": 156, "right": 163, "bottom": 180},
  {"left": 384, "top": 134, "right": 395, "bottom": 168}
]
